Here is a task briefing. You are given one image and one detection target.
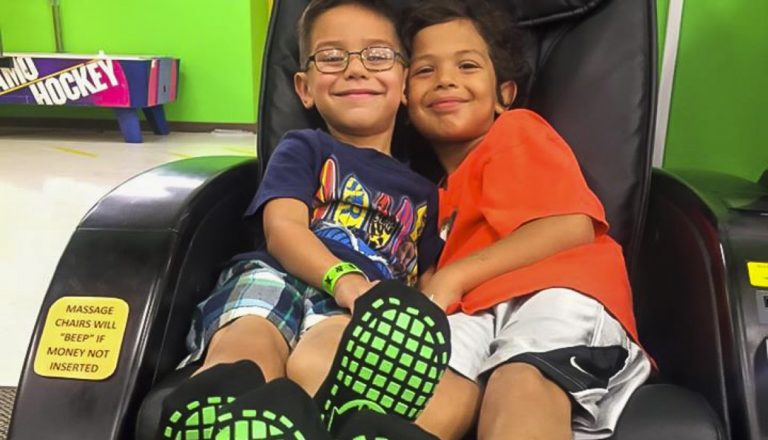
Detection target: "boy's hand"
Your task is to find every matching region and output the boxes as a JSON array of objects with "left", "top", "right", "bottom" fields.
[
  {"left": 333, "top": 274, "right": 378, "bottom": 312},
  {"left": 422, "top": 270, "right": 464, "bottom": 311}
]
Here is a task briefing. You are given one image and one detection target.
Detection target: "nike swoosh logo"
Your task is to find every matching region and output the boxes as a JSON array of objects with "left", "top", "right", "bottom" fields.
[{"left": 570, "top": 356, "right": 597, "bottom": 379}]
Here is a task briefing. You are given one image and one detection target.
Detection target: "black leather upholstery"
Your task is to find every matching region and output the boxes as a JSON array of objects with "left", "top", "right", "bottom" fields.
[
  {"left": 636, "top": 169, "right": 768, "bottom": 439},
  {"left": 257, "top": 0, "right": 317, "bottom": 168},
  {"left": 8, "top": 157, "right": 261, "bottom": 440},
  {"left": 515, "top": 0, "right": 607, "bottom": 25},
  {"left": 134, "top": 364, "right": 198, "bottom": 440},
  {"left": 525, "top": 0, "right": 656, "bottom": 268},
  {"left": 611, "top": 384, "right": 725, "bottom": 440}
]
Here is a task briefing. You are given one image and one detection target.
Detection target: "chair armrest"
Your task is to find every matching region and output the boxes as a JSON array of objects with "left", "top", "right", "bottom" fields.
[
  {"left": 9, "top": 156, "right": 259, "bottom": 440},
  {"left": 634, "top": 167, "right": 768, "bottom": 437},
  {"left": 612, "top": 384, "right": 726, "bottom": 440}
]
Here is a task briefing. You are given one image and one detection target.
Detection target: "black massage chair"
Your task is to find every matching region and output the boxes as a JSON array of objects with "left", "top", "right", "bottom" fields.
[{"left": 16, "top": 0, "right": 768, "bottom": 438}]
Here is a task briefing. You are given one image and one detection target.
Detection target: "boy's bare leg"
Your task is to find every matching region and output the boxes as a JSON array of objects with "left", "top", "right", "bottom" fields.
[
  {"left": 197, "top": 315, "right": 290, "bottom": 381},
  {"left": 478, "top": 362, "right": 572, "bottom": 440},
  {"left": 285, "top": 315, "right": 351, "bottom": 395},
  {"left": 415, "top": 369, "right": 482, "bottom": 440}
]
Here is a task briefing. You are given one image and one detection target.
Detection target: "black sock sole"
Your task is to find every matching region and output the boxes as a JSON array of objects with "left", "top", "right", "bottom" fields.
[
  {"left": 212, "top": 378, "right": 330, "bottom": 440},
  {"left": 315, "top": 280, "right": 450, "bottom": 434},
  {"left": 158, "top": 360, "right": 266, "bottom": 440}
]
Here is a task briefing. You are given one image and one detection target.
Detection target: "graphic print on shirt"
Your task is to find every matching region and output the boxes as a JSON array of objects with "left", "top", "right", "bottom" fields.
[
  {"left": 313, "top": 157, "right": 338, "bottom": 220},
  {"left": 333, "top": 174, "right": 370, "bottom": 230},
  {"left": 369, "top": 193, "right": 395, "bottom": 248},
  {"left": 311, "top": 156, "right": 427, "bottom": 285}
]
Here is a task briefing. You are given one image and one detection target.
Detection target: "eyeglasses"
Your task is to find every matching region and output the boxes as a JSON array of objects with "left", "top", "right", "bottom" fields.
[{"left": 305, "top": 46, "right": 407, "bottom": 73}]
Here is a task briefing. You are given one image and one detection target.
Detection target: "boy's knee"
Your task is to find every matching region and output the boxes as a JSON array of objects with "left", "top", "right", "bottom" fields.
[
  {"left": 285, "top": 340, "right": 337, "bottom": 395},
  {"left": 207, "top": 316, "right": 289, "bottom": 366},
  {"left": 286, "top": 336, "right": 336, "bottom": 372},
  {"left": 285, "top": 348, "right": 317, "bottom": 378},
  {"left": 286, "top": 317, "right": 349, "bottom": 390},
  {"left": 488, "top": 362, "right": 542, "bottom": 384}
]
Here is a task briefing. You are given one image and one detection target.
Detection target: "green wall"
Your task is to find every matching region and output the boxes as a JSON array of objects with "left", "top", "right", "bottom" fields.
[
  {"left": 658, "top": 0, "right": 768, "bottom": 181},
  {"left": 0, "top": 0, "right": 270, "bottom": 124},
  {"left": 656, "top": 0, "right": 669, "bottom": 59}
]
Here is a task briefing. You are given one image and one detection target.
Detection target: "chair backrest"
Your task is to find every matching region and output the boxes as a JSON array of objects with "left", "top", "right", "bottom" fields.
[{"left": 257, "top": 0, "right": 656, "bottom": 271}]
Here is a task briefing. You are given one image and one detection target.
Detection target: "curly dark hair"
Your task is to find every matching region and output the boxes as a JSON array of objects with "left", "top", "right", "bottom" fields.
[
  {"left": 297, "top": 0, "right": 401, "bottom": 68},
  {"left": 400, "top": 0, "right": 530, "bottom": 107}
]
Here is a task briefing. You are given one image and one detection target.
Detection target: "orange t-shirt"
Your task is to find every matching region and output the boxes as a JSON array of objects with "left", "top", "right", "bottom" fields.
[{"left": 438, "top": 109, "right": 638, "bottom": 341}]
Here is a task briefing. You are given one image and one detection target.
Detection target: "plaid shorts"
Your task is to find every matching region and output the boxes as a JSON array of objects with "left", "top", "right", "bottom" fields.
[{"left": 179, "top": 259, "right": 346, "bottom": 367}]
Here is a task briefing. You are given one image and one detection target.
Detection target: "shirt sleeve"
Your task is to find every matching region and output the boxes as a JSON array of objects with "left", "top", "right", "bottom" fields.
[
  {"left": 243, "top": 130, "right": 324, "bottom": 218},
  {"left": 479, "top": 111, "right": 608, "bottom": 238},
  {"left": 417, "top": 188, "right": 445, "bottom": 272}
]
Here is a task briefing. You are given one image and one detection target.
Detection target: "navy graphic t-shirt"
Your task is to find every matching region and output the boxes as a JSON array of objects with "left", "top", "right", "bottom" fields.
[{"left": 237, "top": 129, "right": 443, "bottom": 287}]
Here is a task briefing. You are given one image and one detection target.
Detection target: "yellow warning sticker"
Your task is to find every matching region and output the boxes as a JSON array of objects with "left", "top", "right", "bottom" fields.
[
  {"left": 34, "top": 297, "right": 129, "bottom": 380},
  {"left": 747, "top": 262, "right": 768, "bottom": 288}
]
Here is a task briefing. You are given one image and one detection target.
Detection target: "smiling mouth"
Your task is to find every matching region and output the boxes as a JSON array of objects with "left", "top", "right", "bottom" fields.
[
  {"left": 429, "top": 98, "right": 466, "bottom": 110},
  {"left": 335, "top": 90, "right": 382, "bottom": 98}
]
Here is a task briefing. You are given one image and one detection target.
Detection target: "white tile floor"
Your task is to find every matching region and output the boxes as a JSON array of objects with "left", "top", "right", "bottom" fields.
[{"left": 0, "top": 127, "right": 256, "bottom": 386}]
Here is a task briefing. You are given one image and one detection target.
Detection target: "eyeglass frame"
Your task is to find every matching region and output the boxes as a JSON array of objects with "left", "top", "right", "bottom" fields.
[{"left": 303, "top": 46, "right": 408, "bottom": 73}]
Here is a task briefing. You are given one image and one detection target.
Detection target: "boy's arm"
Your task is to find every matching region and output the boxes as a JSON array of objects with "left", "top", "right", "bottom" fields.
[
  {"left": 422, "top": 213, "right": 594, "bottom": 310},
  {"left": 263, "top": 198, "right": 373, "bottom": 310},
  {"left": 417, "top": 266, "right": 436, "bottom": 290}
]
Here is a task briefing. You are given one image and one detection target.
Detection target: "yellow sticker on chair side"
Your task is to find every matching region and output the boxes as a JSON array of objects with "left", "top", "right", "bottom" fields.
[
  {"left": 34, "top": 297, "right": 129, "bottom": 380},
  {"left": 747, "top": 262, "right": 768, "bottom": 288}
]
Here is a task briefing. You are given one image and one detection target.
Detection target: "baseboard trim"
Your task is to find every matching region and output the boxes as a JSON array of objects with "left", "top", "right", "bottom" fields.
[{"left": 0, "top": 117, "right": 257, "bottom": 133}]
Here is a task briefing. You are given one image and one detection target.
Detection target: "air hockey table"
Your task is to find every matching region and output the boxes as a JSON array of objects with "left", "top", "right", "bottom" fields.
[{"left": 0, "top": 52, "right": 179, "bottom": 143}]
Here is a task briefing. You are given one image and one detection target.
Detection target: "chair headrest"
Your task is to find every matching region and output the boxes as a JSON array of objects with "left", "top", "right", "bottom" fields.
[
  {"left": 389, "top": 0, "right": 608, "bottom": 26},
  {"left": 513, "top": 0, "right": 607, "bottom": 26}
]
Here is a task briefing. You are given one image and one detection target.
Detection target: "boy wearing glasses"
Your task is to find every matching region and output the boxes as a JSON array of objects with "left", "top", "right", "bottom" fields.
[{"left": 150, "top": 1, "right": 447, "bottom": 439}]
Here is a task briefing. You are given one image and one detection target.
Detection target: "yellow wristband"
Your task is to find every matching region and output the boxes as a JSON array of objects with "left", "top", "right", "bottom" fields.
[{"left": 322, "top": 262, "right": 365, "bottom": 296}]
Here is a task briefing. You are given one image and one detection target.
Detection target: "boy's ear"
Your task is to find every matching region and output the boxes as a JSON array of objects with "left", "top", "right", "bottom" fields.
[
  {"left": 401, "top": 68, "right": 409, "bottom": 106},
  {"left": 495, "top": 80, "right": 517, "bottom": 115},
  {"left": 294, "top": 71, "right": 315, "bottom": 109}
]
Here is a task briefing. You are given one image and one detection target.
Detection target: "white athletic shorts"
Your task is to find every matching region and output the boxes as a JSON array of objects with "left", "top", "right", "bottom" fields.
[{"left": 448, "top": 288, "right": 651, "bottom": 439}]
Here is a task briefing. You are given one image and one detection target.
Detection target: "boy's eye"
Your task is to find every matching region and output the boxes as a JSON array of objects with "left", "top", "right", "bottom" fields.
[
  {"left": 315, "top": 50, "right": 346, "bottom": 65},
  {"left": 459, "top": 62, "right": 480, "bottom": 70},
  {"left": 411, "top": 66, "right": 434, "bottom": 76},
  {"left": 364, "top": 48, "right": 395, "bottom": 65}
]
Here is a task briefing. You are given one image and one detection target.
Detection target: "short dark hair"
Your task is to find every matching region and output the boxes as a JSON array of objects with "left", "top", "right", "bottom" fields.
[
  {"left": 400, "top": 0, "right": 530, "bottom": 105},
  {"left": 297, "top": 0, "right": 401, "bottom": 67}
]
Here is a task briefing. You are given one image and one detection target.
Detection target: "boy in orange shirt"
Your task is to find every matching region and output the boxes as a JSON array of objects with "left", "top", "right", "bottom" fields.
[{"left": 401, "top": 1, "right": 652, "bottom": 439}]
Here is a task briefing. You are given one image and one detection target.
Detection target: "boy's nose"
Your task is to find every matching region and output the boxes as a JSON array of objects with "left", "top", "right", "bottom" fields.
[
  {"left": 434, "top": 70, "right": 457, "bottom": 88},
  {"left": 344, "top": 54, "right": 369, "bottom": 78}
]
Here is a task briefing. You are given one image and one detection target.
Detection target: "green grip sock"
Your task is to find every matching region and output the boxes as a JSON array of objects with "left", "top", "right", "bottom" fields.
[
  {"left": 314, "top": 280, "right": 451, "bottom": 435},
  {"left": 212, "top": 378, "right": 330, "bottom": 440},
  {"left": 157, "top": 360, "right": 265, "bottom": 440}
]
